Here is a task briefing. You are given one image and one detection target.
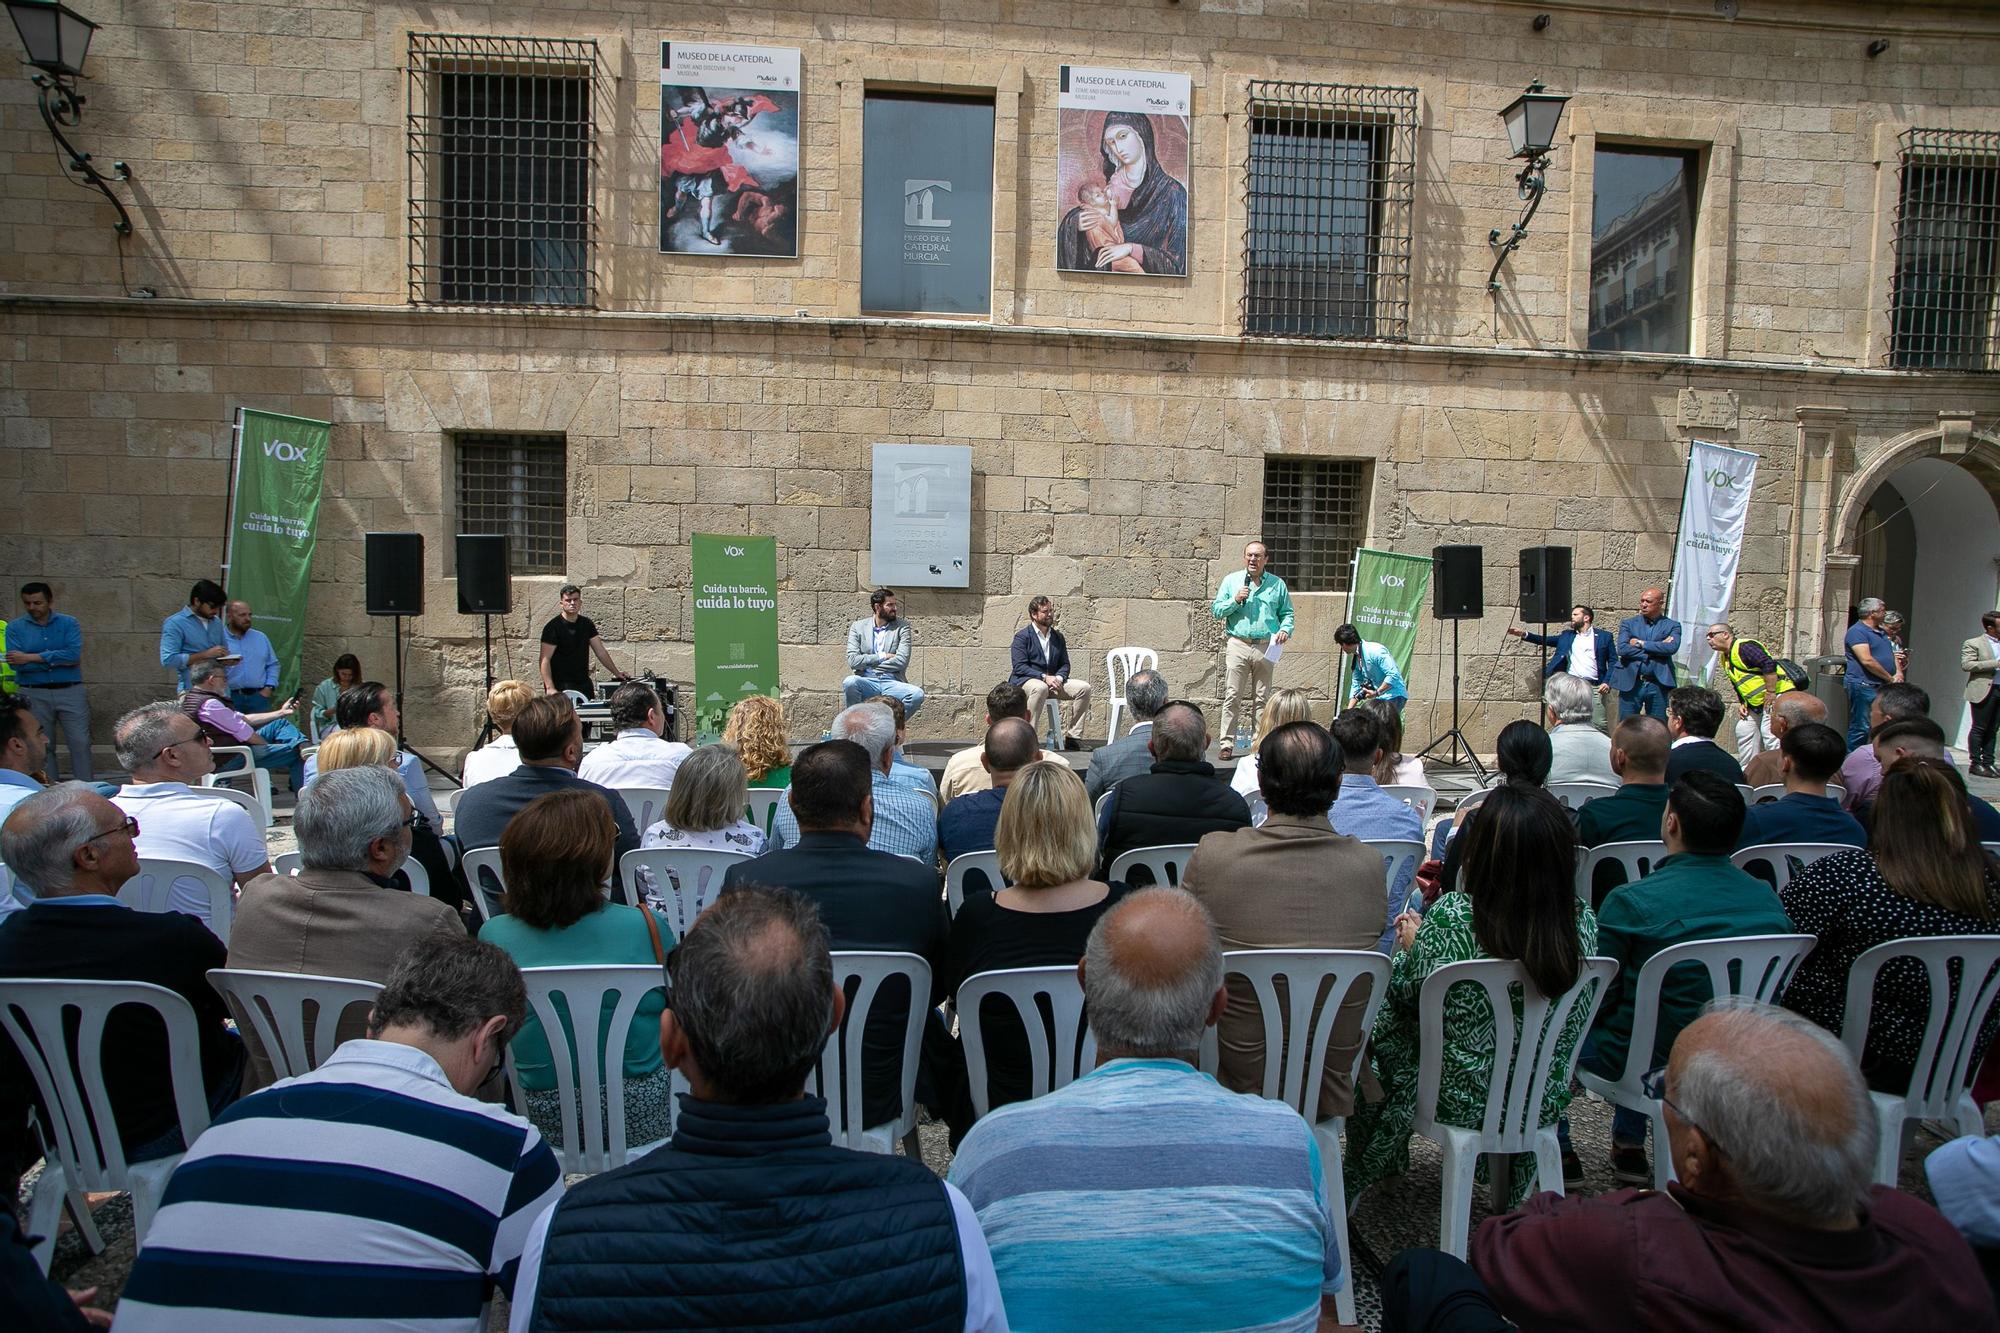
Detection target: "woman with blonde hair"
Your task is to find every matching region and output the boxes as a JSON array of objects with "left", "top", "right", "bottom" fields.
[
  {"left": 639, "top": 744, "right": 767, "bottom": 856},
  {"left": 944, "top": 760, "right": 1129, "bottom": 1143},
  {"left": 315, "top": 722, "right": 463, "bottom": 912},
  {"left": 462, "top": 679, "right": 538, "bottom": 790},
  {"left": 723, "top": 693, "right": 791, "bottom": 788},
  {"left": 1231, "top": 686, "right": 1314, "bottom": 800}
]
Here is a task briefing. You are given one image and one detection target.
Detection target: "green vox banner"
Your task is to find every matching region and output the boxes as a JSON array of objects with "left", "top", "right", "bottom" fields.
[
  {"left": 224, "top": 408, "right": 330, "bottom": 703},
  {"left": 1339, "top": 548, "right": 1433, "bottom": 701},
  {"left": 691, "top": 533, "right": 781, "bottom": 743}
]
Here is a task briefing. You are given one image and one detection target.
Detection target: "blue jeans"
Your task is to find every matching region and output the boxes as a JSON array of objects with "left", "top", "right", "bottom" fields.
[
  {"left": 1619, "top": 678, "right": 1668, "bottom": 721},
  {"left": 1557, "top": 1034, "right": 1650, "bottom": 1152},
  {"left": 1845, "top": 677, "right": 1879, "bottom": 752},
  {"left": 216, "top": 719, "right": 307, "bottom": 790},
  {"left": 842, "top": 675, "right": 926, "bottom": 722}
]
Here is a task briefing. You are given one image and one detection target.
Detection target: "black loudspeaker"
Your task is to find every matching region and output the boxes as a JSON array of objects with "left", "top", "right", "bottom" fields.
[
  {"left": 1519, "top": 546, "right": 1574, "bottom": 623},
  {"left": 1432, "top": 545, "right": 1485, "bottom": 620},
  {"left": 364, "top": 532, "right": 424, "bottom": 617},
  {"left": 456, "top": 534, "right": 512, "bottom": 615}
]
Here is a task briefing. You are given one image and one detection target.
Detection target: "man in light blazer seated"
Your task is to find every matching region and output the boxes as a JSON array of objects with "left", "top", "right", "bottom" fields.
[
  {"left": 1508, "top": 603, "right": 1617, "bottom": 729},
  {"left": 1009, "top": 595, "right": 1091, "bottom": 749},
  {"left": 1963, "top": 610, "right": 2000, "bottom": 778},
  {"left": 841, "top": 588, "right": 924, "bottom": 722}
]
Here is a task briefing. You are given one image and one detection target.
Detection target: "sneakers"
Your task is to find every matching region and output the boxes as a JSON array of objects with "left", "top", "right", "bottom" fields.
[
  {"left": 1561, "top": 1148, "right": 1585, "bottom": 1189},
  {"left": 1610, "top": 1144, "right": 1651, "bottom": 1186}
]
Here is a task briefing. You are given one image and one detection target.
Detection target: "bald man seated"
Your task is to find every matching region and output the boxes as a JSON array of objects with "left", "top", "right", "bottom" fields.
[
  {"left": 1741, "top": 690, "right": 1827, "bottom": 789},
  {"left": 1380, "top": 999, "right": 1998, "bottom": 1330},
  {"left": 937, "top": 717, "right": 1041, "bottom": 863}
]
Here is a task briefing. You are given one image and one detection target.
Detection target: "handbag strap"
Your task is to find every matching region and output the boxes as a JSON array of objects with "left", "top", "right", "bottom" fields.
[{"left": 639, "top": 900, "right": 667, "bottom": 967}]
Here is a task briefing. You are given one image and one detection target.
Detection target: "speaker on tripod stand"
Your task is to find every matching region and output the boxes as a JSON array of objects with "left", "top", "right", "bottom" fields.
[
  {"left": 363, "top": 532, "right": 456, "bottom": 787},
  {"left": 457, "top": 535, "right": 512, "bottom": 750},
  {"left": 1416, "top": 545, "right": 1489, "bottom": 779}
]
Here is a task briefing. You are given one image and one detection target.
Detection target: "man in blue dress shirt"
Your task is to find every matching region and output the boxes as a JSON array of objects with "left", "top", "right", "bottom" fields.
[
  {"left": 1609, "top": 586, "right": 1682, "bottom": 721},
  {"left": 6, "top": 582, "right": 92, "bottom": 782},
  {"left": 159, "top": 578, "right": 230, "bottom": 692},
  {"left": 222, "top": 600, "right": 282, "bottom": 715},
  {"left": 1335, "top": 624, "right": 1409, "bottom": 713}
]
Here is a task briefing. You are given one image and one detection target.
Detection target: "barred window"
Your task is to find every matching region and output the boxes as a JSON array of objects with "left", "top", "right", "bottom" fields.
[
  {"left": 1261, "top": 459, "right": 1369, "bottom": 593},
  {"left": 1588, "top": 147, "right": 1698, "bottom": 354},
  {"left": 456, "top": 434, "right": 567, "bottom": 574},
  {"left": 1889, "top": 128, "right": 2000, "bottom": 371},
  {"left": 408, "top": 34, "right": 598, "bottom": 307},
  {"left": 1244, "top": 82, "right": 1416, "bottom": 341}
]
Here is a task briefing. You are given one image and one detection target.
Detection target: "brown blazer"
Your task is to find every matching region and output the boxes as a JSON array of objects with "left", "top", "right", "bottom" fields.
[
  {"left": 224, "top": 866, "right": 466, "bottom": 1089},
  {"left": 1963, "top": 634, "right": 2000, "bottom": 704},
  {"left": 1180, "top": 813, "right": 1391, "bottom": 1120}
]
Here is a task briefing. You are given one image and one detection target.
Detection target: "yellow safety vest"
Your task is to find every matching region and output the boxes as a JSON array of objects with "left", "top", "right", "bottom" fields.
[
  {"left": 0, "top": 621, "right": 13, "bottom": 695},
  {"left": 1724, "top": 639, "right": 1794, "bottom": 709}
]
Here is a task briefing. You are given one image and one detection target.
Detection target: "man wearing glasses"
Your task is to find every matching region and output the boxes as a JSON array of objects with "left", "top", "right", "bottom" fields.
[{"left": 109, "top": 703, "right": 271, "bottom": 933}]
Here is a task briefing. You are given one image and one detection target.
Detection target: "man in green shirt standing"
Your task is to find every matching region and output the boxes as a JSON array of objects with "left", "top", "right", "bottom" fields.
[{"left": 1210, "top": 540, "right": 1294, "bottom": 759}]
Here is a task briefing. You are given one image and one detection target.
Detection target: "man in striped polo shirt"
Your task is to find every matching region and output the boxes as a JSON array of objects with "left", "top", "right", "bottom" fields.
[
  {"left": 949, "top": 887, "right": 1345, "bottom": 1331},
  {"left": 118, "top": 935, "right": 563, "bottom": 1332}
]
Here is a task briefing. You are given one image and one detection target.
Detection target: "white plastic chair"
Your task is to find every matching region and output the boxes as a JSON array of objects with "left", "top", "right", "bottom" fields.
[
  {"left": 945, "top": 850, "right": 1005, "bottom": 918},
  {"left": 204, "top": 746, "right": 274, "bottom": 826},
  {"left": 508, "top": 965, "right": 675, "bottom": 1175},
  {"left": 812, "top": 951, "right": 931, "bottom": 1155},
  {"left": 1735, "top": 784, "right": 1756, "bottom": 804},
  {"left": 745, "top": 789, "right": 785, "bottom": 839},
  {"left": 1195, "top": 949, "right": 1391, "bottom": 1326},
  {"left": 461, "top": 846, "right": 507, "bottom": 922},
  {"left": 1825, "top": 783, "right": 1847, "bottom": 805},
  {"left": 1574, "top": 840, "right": 1667, "bottom": 905},
  {"left": 1107, "top": 842, "right": 1199, "bottom": 889},
  {"left": 118, "top": 857, "right": 234, "bottom": 945},
  {"left": 1103, "top": 646, "right": 1159, "bottom": 742},
  {"left": 1545, "top": 780, "right": 1618, "bottom": 811},
  {"left": 1575, "top": 934, "right": 1818, "bottom": 1189},
  {"left": 617, "top": 787, "right": 673, "bottom": 835},
  {"left": 1839, "top": 935, "right": 2000, "bottom": 1185},
  {"left": 959, "top": 965, "right": 1093, "bottom": 1118},
  {"left": 1413, "top": 956, "right": 1619, "bottom": 1257},
  {"left": 1363, "top": 840, "right": 1427, "bottom": 914},
  {"left": 193, "top": 778, "right": 271, "bottom": 830},
  {"left": 271, "top": 850, "right": 430, "bottom": 897},
  {"left": 561, "top": 689, "right": 591, "bottom": 708},
  {"left": 1093, "top": 790, "right": 1113, "bottom": 823},
  {"left": 0, "top": 979, "right": 213, "bottom": 1273},
  {"left": 1380, "top": 784, "right": 1440, "bottom": 825},
  {"left": 1452, "top": 786, "right": 1495, "bottom": 816},
  {"left": 618, "top": 848, "right": 751, "bottom": 938},
  {"left": 206, "top": 969, "right": 383, "bottom": 1080},
  {"left": 1041, "top": 696, "right": 1065, "bottom": 749},
  {"left": 1749, "top": 783, "right": 1786, "bottom": 805},
  {"left": 1729, "top": 842, "right": 1853, "bottom": 894}
]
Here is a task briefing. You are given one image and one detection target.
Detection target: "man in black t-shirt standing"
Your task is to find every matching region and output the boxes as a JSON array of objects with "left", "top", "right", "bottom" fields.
[{"left": 539, "top": 584, "right": 625, "bottom": 696}]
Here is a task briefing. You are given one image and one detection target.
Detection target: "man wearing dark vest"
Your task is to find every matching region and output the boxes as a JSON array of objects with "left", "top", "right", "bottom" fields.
[
  {"left": 1095, "top": 701, "right": 1252, "bottom": 883},
  {"left": 1706, "top": 622, "right": 1796, "bottom": 770},
  {"left": 509, "top": 884, "right": 1006, "bottom": 1332},
  {"left": 179, "top": 659, "right": 306, "bottom": 792}
]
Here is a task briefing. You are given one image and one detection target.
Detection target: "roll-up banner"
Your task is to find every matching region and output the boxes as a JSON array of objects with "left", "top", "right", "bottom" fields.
[
  {"left": 1669, "top": 439, "right": 1760, "bottom": 677},
  {"left": 223, "top": 408, "right": 330, "bottom": 702},
  {"left": 1340, "top": 548, "right": 1433, "bottom": 701},
  {"left": 690, "top": 533, "right": 781, "bottom": 743}
]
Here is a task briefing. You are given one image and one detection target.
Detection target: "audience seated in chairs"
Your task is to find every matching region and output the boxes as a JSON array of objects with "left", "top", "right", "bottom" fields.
[
  {"left": 117, "top": 935, "right": 563, "bottom": 1332},
  {"left": 1735, "top": 720, "right": 1866, "bottom": 849},
  {"left": 1440, "top": 720, "right": 1552, "bottom": 893},
  {"left": 1664, "top": 685, "right": 1746, "bottom": 787},
  {"left": 1184, "top": 719, "right": 1395, "bottom": 1118},
  {"left": 639, "top": 744, "right": 768, "bottom": 856},
  {"left": 1364, "top": 696, "right": 1425, "bottom": 788},
  {"left": 576, "top": 680, "right": 690, "bottom": 790},
  {"left": 1083, "top": 669, "right": 1169, "bottom": 801},
  {"left": 868, "top": 694, "right": 941, "bottom": 806},
  {"left": 938, "top": 717, "right": 1041, "bottom": 863},
  {"left": 0, "top": 696, "right": 46, "bottom": 917},
  {"left": 944, "top": 759, "right": 1128, "bottom": 1143},
  {"left": 307, "top": 651, "right": 360, "bottom": 740},
  {"left": 314, "top": 725, "right": 467, "bottom": 913},
  {"left": 949, "top": 888, "right": 1343, "bottom": 1331},
  {"left": 1327, "top": 707, "right": 1424, "bottom": 937},
  {"left": 110, "top": 703, "right": 271, "bottom": 931},
  {"left": 942, "top": 683, "right": 1031, "bottom": 805},
  {"left": 1781, "top": 755, "right": 2000, "bottom": 1094},
  {"left": 461, "top": 679, "right": 536, "bottom": 791},
  {"left": 723, "top": 693, "right": 793, "bottom": 790},
  {"left": 0, "top": 783, "right": 244, "bottom": 1203},
  {"left": 1742, "top": 690, "right": 1827, "bottom": 789},
  {"left": 1095, "top": 700, "right": 1251, "bottom": 881},
  {"left": 452, "top": 694, "right": 639, "bottom": 863},
  {"left": 1383, "top": 1000, "right": 1996, "bottom": 1331},
  {"left": 1544, "top": 671, "right": 1616, "bottom": 786},
  {"left": 478, "top": 789, "right": 676, "bottom": 1153},
  {"left": 770, "top": 704, "right": 938, "bottom": 864},
  {"left": 1345, "top": 781, "right": 1597, "bottom": 1211},
  {"left": 1856, "top": 717, "right": 2000, "bottom": 840},
  {"left": 1578, "top": 714, "right": 1672, "bottom": 851},
  {"left": 1837, "top": 680, "right": 1930, "bottom": 811},
  {"left": 226, "top": 766, "right": 464, "bottom": 1090},
  {"left": 301, "top": 681, "right": 443, "bottom": 829},
  {"left": 1228, "top": 686, "right": 1313, "bottom": 803},
  {"left": 509, "top": 884, "right": 1003, "bottom": 1331},
  {"left": 179, "top": 659, "right": 306, "bottom": 793},
  {"left": 1561, "top": 770, "right": 1794, "bottom": 1186},
  {"left": 723, "top": 740, "right": 947, "bottom": 1132}
]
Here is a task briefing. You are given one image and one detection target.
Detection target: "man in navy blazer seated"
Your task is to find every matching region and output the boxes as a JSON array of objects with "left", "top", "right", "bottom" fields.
[
  {"left": 1609, "top": 586, "right": 1682, "bottom": 721},
  {"left": 1508, "top": 604, "right": 1616, "bottom": 729},
  {"left": 1010, "top": 595, "right": 1091, "bottom": 750}
]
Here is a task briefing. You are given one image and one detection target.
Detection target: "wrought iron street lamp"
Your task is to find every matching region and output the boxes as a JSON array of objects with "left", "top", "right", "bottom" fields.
[
  {"left": 5, "top": 0, "right": 133, "bottom": 235},
  {"left": 1486, "top": 80, "right": 1570, "bottom": 293}
]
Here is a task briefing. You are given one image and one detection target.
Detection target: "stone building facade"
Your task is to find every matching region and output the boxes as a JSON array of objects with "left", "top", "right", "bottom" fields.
[{"left": 3, "top": 0, "right": 1999, "bottom": 758}]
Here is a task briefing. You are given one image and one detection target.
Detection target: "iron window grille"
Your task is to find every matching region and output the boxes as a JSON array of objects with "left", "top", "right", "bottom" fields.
[
  {"left": 1889, "top": 128, "right": 2000, "bottom": 371},
  {"left": 456, "top": 434, "right": 568, "bottom": 574},
  {"left": 408, "top": 34, "right": 599, "bottom": 308},
  {"left": 1261, "top": 459, "right": 1369, "bottom": 593},
  {"left": 1244, "top": 81, "right": 1417, "bottom": 341}
]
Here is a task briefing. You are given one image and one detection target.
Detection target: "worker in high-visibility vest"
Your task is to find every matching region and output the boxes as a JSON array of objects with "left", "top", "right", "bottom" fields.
[
  {"left": 1706, "top": 622, "right": 1796, "bottom": 769},
  {"left": 0, "top": 621, "right": 14, "bottom": 696}
]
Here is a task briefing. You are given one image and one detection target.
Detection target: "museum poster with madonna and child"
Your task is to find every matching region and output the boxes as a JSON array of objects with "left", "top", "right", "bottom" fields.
[
  {"left": 1055, "top": 66, "right": 1191, "bottom": 277},
  {"left": 660, "top": 42, "right": 801, "bottom": 257}
]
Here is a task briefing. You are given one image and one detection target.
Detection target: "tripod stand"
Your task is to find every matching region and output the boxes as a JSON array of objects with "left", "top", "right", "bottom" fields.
[
  {"left": 392, "top": 614, "right": 461, "bottom": 788},
  {"left": 1416, "top": 617, "right": 1490, "bottom": 781},
  {"left": 468, "top": 614, "right": 498, "bottom": 752}
]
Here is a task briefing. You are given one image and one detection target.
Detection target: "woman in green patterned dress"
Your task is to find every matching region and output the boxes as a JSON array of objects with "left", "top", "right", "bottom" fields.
[{"left": 1344, "top": 779, "right": 1601, "bottom": 1209}]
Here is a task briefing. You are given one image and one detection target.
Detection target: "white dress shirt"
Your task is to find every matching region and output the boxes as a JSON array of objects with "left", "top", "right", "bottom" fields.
[
  {"left": 577, "top": 728, "right": 693, "bottom": 790},
  {"left": 1570, "top": 630, "right": 1599, "bottom": 683},
  {"left": 462, "top": 735, "right": 522, "bottom": 790},
  {"left": 111, "top": 781, "right": 269, "bottom": 929}
]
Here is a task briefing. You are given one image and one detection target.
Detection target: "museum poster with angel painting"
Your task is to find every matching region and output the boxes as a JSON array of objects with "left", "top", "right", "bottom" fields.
[
  {"left": 1055, "top": 66, "right": 1191, "bottom": 276},
  {"left": 660, "top": 42, "right": 801, "bottom": 256}
]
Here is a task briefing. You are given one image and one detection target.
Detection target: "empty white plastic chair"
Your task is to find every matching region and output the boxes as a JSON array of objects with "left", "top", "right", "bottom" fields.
[
  {"left": 461, "top": 846, "right": 507, "bottom": 922},
  {"left": 206, "top": 969, "right": 383, "bottom": 1080},
  {"left": 617, "top": 787, "right": 673, "bottom": 835},
  {"left": 204, "top": 747, "right": 274, "bottom": 826},
  {"left": 1103, "top": 646, "right": 1159, "bottom": 741},
  {"left": 1574, "top": 840, "right": 1667, "bottom": 905},
  {"left": 1729, "top": 842, "right": 1854, "bottom": 894},
  {"left": 562, "top": 689, "right": 591, "bottom": 708},
  {"left": 1839, "top": 935, "right": 2000, "bottom": 1185},
  {"left": 812, "top": 951, "right": 931, "bottom": 1155},
  {"left": 618, "top": 847, "right": 751, "bottom": 939},
  {"left": 945, "top": 850, "right": 1005, "bottom": 919},
  {"left": 959, "top": 965, "right": 1093, "bottom": 1118},
  {"left": 1380, "top": 784, "right": 1440, "bottom": 825},
  {"left": 1575, "top": 934, "right": 1817, "bottom": 1189},
  {"left": 1545, "top": 780, "right": 1618, "bottom": 812},
  {"left": 0, "top": 979, "right": 214, "bottom": 1273},
  {"left": 193, "top": 778, "right": 271, "bottom": 830},
  {"left": 1414, "top": 956, "right": 1619, "bottom": 1257},
  {"left": 507, "top": 965, "right": 676, "bottom": 1176},
  {"left": 1107, "top": 843, "right": 1199, "bottom": 889},
  {"left": 1363, "top": 840, "right": 1427, "bottom": 915},
  {"left": 745, "top": 789, "right": 785, "bottom": 839},
  {"left": 271, "top": 850, "right": 430, "bottom": 897},
  {"left": 1196, "top": 949, "right": 1391, "bottom": 1326},
  {"left": 119, "top": 857, "right": 234, "bottom": 945}
]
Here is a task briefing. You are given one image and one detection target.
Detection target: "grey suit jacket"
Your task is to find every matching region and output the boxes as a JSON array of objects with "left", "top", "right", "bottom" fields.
[
  {"left": 1084, "top": 721, "right": 1155, "bottom": 801},
  {"left": 1964, "top": 635, "right": 2000, "bottom": 704},
  {"left": 846, "top": 617, "right": 912, "bottom": 678}
]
